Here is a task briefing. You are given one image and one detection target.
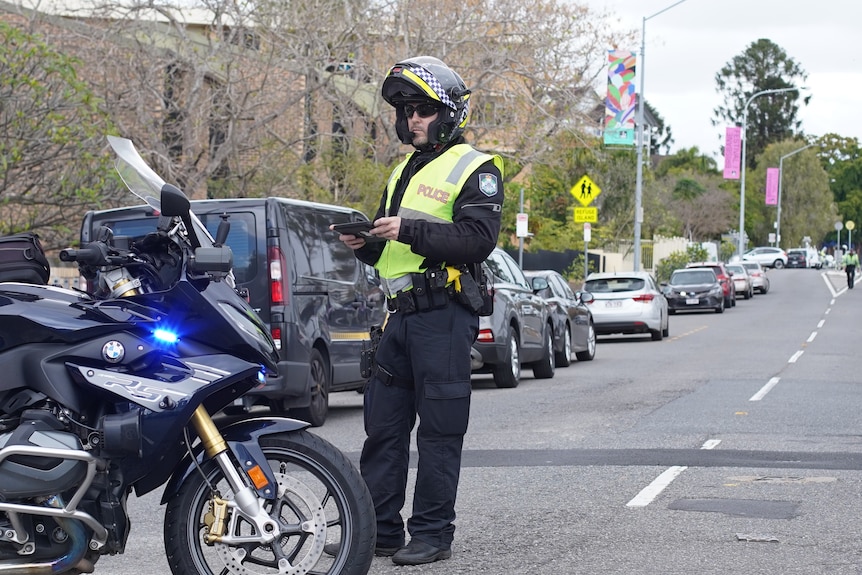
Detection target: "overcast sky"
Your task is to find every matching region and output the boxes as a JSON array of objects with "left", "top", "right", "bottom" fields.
[{"left": 582, "top": 0, "right": 862, "bottom": 160}]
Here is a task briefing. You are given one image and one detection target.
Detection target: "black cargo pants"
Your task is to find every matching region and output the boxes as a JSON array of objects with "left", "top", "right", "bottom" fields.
[{"left": 359, "top": 300, "right": 478, "bottom": 550}]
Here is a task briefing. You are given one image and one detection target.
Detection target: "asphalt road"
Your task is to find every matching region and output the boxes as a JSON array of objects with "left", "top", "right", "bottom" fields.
[{"left": 99, "top": 266, "right": 862, "bottom": 574}]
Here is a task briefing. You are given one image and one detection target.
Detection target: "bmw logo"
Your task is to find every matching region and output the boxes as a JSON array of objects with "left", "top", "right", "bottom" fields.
[{"left": 102, "top": 341, "right": 125, "bottom": 363}]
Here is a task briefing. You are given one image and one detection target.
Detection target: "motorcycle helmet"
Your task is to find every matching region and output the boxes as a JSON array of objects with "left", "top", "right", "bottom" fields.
[{"left": 381, "top": 56, "right": 471, "bottom": 147}]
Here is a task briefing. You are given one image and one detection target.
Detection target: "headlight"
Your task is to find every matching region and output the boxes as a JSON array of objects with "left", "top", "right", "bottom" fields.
[{"left": 710, "top": 286, "right": 722, "bottom": 295}]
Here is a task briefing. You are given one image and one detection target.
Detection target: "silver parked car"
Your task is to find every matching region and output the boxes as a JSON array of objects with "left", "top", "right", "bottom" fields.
[
  {"left": 740, "top": 260, "right": 770, "bottom": 294},
  {"left": 525, "top": 270, "right": 596, "bottom": 367},
  {"left": 471, "top": 248, "right": 555, "bottom": 388},
  {"left": 726, "top": 263, "right": 754, "bottom": 299},
  {"left": 582, "top": 271, "right": 669, "bottom": 341}
]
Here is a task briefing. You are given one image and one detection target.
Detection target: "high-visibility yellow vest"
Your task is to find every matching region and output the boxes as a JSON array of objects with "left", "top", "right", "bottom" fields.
[{"left": 375, "top": 144, "right": 503, "bottom": 281}]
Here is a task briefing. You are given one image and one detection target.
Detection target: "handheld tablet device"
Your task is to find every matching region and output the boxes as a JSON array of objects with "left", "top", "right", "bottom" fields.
[{"left": 331, "top": 221, "right": 384, "bottom": 242}]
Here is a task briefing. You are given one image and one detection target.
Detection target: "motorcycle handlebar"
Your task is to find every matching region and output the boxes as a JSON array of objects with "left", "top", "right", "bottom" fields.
[{"left": 59, "top": 243, "right": 111, "bottom": 265}]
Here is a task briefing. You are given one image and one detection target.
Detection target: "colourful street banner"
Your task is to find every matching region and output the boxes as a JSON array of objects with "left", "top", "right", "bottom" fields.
[
  {"left": 724, "top": 126, "right": 741, "bottom": 179},
  {"left": 603, "top": 49, "right": 636, "bottom": 146},
  {"left": 765, "top": 167, "right": 779, "bottom": 205}
]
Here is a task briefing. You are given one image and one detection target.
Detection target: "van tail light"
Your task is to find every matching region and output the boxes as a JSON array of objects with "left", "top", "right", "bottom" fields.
[
  {"left": 268, "top": 246, "right": 287, "bottom": 305},
  {"left": 476, "top": 328, "right": 494, "bottom": 342},
  {"left": 632, "top": 294, "right": 654, "bottom": 303}
]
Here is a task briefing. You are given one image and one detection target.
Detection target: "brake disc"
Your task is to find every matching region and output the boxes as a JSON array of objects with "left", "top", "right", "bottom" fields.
[{"left": 215, "top": 474, "right": 327, "bottom": 575}]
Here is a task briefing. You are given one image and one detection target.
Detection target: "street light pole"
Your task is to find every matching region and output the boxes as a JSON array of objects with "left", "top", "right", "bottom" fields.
[
  {"left": 633, "top": 0, "right": 688, "bottom": 271},
  {"left": 776, "top": 142, "right": 816, "bottom": 248},
  {"left": 737, "top": 86, "right": 802, "bottom": 257}
]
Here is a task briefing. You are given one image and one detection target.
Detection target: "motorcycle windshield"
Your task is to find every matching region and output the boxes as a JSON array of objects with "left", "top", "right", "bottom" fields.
[{"left": 107, "top": 136, "right": 215, "bottom": 249}]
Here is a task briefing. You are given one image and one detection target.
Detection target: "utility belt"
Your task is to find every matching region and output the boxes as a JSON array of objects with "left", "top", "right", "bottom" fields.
[
  {"left": 387, "top": 272, "right": 455, "bottom": 313},
  {"left": 385, "top": 266, "right": 489, "bottom": 315}
]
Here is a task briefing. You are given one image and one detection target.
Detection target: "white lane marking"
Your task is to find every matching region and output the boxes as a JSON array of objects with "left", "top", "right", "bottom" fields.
[
  {"left": 825, "top": 308, "right": 831, "bottom": 315},
  {"left": 750, "top": 377, "right": 780, "bottom": 401},
  {"left": 807, "top": 332, "right": 817, "bottom": 343},
  {"left": 817, "top": 320, "right": 825, "bottom": 328},
  {"left": 626, "top": 440, "right": 721, "bottom": 508},
  {"left": 789, "top": 350, "right": 804, "bottom": 363}
]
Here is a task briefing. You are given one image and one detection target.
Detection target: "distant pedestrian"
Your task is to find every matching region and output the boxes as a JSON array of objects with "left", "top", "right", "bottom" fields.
[{"left": 843, "top": 249, "right": 859, "bottom": 288}]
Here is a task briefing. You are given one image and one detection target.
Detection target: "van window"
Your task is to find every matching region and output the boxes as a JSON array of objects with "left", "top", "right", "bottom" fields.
[
  {"left": 283, "top": 206, "right": 323, "bottom": 285},
  {"left": 319, "top": 212, "right": 358, "bottom": 286},
  {"left": 199, "top": 213, "right": 256, "bottom": 284}
]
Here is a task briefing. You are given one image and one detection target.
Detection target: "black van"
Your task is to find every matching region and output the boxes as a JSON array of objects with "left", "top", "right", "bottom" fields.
[{"left": 79, "top": 197, "right": 387, "bottom": 426}]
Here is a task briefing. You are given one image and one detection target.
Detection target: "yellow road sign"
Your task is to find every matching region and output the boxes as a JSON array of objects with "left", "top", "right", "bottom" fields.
[
  {"left": 574, "top": 207, "right": 598, "bottom": 223},
  {"left": 570, "top": 175, "right": 601, "bottom": 207}
]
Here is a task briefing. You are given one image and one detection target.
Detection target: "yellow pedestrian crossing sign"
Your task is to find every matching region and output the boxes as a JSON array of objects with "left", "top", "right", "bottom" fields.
[{"left": 571, "top": 175, "right": 601, "bottom": 207}]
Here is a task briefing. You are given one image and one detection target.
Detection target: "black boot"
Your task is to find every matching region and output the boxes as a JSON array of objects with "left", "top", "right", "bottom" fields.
[{"left": 391, "top": 540, "right": 452, "bottom": 565}]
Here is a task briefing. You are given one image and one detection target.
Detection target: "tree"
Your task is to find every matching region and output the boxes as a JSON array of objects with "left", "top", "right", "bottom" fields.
[
  {"left": 747, "top": 139, "right": 835, "bottom": 248},
  {"left": 712, "top": 39, "right": 810, "bottom": 170},
  {"left": 0, "top": 21, "right": 116, "bottom": 249}
]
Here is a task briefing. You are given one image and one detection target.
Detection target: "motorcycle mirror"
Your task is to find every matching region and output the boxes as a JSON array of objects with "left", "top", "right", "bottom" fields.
[
  {"left": 159, "top": 183, "right": 200, "bottom": 249},
  {"left": 159, "top": 184, "right": 190, "bottom": 217}
]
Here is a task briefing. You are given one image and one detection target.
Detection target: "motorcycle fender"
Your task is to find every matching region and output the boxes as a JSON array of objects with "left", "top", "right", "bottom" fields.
[{"left": 160, "top": 416, "right": 309, "bottom": 504}]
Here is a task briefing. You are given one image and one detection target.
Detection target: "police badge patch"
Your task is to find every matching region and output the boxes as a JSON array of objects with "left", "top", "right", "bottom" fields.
[{"left": 479, "top": 173, "right": 498, "bottom": 197}]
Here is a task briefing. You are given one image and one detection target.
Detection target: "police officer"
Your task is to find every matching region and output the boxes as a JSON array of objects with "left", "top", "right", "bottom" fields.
[
  {"left": 334, "top": 56, "right": 503, "bottom": 565},
  {"left": 844, "top": 248, "right": 859, "bottom": 289}
]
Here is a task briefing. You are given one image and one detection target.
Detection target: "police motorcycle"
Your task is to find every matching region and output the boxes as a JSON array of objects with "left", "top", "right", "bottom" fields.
[{"left": 0, "top": 136, "right": 375, "bottom": 575}]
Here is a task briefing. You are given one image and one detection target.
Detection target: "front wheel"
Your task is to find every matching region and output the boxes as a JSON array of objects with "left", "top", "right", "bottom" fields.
[
  {"left": 773, "top": 259, "right": 785, "bottom": 269},
  {"left": 532, "top": 326, "right": 555, "bottom": 379},
  {"left": 554, "top": 325, "right": 572, "bottom": 368},
  {"left": 164, "top": 431, "right": 375, "bottom": 575},
  {"left": 492, "top": 330, "right": 520, "bottom": 388}
]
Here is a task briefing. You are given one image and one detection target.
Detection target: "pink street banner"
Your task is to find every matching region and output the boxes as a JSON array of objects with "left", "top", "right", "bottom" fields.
[
  {"left": 765, "top": 167, "right": 779, "bottom": 205},
  {"left": 724, "top": 126, "right": 741, "bottom": 179},
  {"left": 603, "top": 49, "right": 636, "bottom": 146}
]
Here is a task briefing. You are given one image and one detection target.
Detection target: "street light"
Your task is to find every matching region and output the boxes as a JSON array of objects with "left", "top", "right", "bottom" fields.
[
  {"left": 633, "top": 0, "right": 689, "bottom": 271},
  {"left": 776, "top": 142, "right": 816, "bottom": 248},
  {"left": 737, "top": 86, "right": 803, "bottom": 257}
]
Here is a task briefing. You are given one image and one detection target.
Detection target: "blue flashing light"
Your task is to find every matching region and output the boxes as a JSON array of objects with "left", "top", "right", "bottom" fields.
[
  {"left": 153, "top": 328, "right": 179, "bottom": 344},
  {"left": 257, "top": 369, "right": 266, "bottom": 384}
]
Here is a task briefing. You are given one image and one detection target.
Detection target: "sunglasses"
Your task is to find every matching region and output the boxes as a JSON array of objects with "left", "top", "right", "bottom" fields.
[{"left": 403, "top": 103, "right": 440, "bottom": 118}]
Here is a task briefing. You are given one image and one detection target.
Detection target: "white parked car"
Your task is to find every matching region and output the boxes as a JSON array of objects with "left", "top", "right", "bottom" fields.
[
  {"left": 742, "top": 246, "right": 788, "bottom": 269},
  {"left": 582, "top": 272, "right": 669, "bottom": 341}
]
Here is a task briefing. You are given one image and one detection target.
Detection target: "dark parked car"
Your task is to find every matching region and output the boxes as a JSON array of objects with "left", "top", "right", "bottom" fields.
[
  {"left": 471, "top": 248, "right": 555, "bottom": 388},
  {"left": 663, "top": 268, "right": 725, "bottom": 314},
  {"left": 786, "top": 249, "right": 808, "bottom": 268},
  {"left": 686, "top": 261, "right": 736, "bottom": 308},
  {"left": 80, "top": 197, "right": 387, "bottom": 426},
  {"left": 524, "top": 270, "right": 596, "bottom": 367}
]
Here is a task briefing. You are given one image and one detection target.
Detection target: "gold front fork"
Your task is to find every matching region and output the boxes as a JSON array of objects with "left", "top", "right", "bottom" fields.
[
  {"left": 190, "top": 405, "right": 228, "bottom": 457},
  {"left": 189, "top": 405, "right": 279, "bottom": 546}
]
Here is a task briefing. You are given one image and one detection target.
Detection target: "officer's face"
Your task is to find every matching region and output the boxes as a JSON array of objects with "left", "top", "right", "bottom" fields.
[{"left": 403, "top": 102, "right": 440, "bottom": 146}]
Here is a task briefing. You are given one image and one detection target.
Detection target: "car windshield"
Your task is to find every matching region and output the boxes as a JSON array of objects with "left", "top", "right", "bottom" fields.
[
  {"left": 726, "top": 265, "right": 745, "bottom": 274},
  {"left": 584, "top": 277, "right": 645, "bottom": 293},
  {"left": 670, "top": 270, "right": 715, "bottom": 285}
]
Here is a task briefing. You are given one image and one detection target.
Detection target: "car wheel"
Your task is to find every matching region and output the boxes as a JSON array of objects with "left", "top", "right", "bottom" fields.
[
  {"left": 575, "top": 322, "right": 596, "bottom": 362},
  {"left": 773, "top": 259, "right": 785, "bottom": 269},
  {"left": 554, "top": 324, "right": 572, "bottom": 368},
  {"left": 291, "top": 348, "right": 330, "bottom": 427},
  {"left": 532, "top": 326, "right": 555, "bottom": 379},
  {"left": 662, "top": 318, "right": 669, "bottom": 338},
  {"left": 492, "top": 330, "right": 520, "bottom": 388},
  {"left": 650, "top": 317, "right": 663, "bottom": 341},
  {"left": 715, "top": 298, "right": 724, "bottom": 313}
]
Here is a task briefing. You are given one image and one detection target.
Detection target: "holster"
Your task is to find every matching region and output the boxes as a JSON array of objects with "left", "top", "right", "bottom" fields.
[
  {"left": 455, "top": 263, "right": 493, "bottom": 316},
  {"left": 360, "top": 325, "right": 383, "bottom": 379}
]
